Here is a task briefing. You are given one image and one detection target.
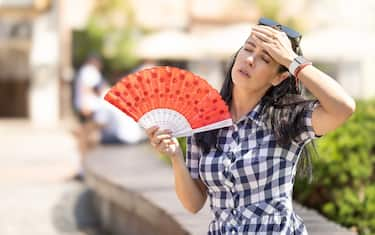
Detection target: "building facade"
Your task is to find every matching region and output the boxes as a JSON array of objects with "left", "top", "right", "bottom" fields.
[{"left": 0, "top": 0, "right": 373, "bottom": 128}]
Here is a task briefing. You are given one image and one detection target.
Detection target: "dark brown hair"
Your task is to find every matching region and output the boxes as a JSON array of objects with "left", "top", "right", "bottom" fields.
[{"left": 194, "top": 31, "right": 318, "bottom": 181}]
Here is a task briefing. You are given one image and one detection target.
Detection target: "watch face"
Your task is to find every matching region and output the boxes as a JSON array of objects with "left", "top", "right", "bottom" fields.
[{"left": 296, "top": 56, "right": 307, "bottom": 64}]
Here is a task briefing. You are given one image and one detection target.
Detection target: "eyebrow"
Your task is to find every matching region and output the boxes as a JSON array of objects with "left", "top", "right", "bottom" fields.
[{"left": 245, "top": 40, "right": 272, "bottom": 58}]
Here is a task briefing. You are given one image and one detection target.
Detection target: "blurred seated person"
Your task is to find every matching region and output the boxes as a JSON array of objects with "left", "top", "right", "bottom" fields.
[
  {"left": 93, "top": 94, "right": 147, "bottom": 145},
  {"left": 73, "top": 54, "right": 147, "bottom": 154},
  {"left": 74, "top": 53, "right": 105, "bottom": 122}
]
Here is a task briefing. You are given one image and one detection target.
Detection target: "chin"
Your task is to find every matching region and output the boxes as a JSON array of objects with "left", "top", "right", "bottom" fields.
[{"left": 232, "top": 76, "right": 249, "bottom": 88}]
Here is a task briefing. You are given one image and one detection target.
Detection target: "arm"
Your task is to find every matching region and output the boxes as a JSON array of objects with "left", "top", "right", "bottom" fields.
[
  {"left": 80, "top": 86, "right": 100, "bottom": 116},
  {"left": 171, "top": 152, "right": 207, "bottom": 213},
  {"left": 146, "top": 127, "right": 207, "bottom": 213},
  {"left": 289, "top": 64, "right": 356, "bottom": 136},
  {"left": 252, "top": 25, "right": 356, "bottom": 136},
  {"left": 78, "top": 65, "right": 103, "bottom": 116}
]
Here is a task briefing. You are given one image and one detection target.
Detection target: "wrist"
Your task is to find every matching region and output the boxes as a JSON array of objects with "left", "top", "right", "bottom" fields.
[
  {"left": 288, "top": 56, "right": 312, "bottom": 77},
  {"left": 171, "top": 150, "right": 183, "bottom": 162},
  {"left": 294, "top": 63, "right": 312, "bottom": 79},
  {"left": 283, "top": 55, "right": 296, "bottom": 68}
]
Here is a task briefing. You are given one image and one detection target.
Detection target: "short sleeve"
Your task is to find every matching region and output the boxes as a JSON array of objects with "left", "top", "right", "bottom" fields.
[
  {"left": 185, "top": 135, "right": 201, "bottom": 179},
  {"left": 295, "top": 100, "right": 322, "bottom": 145}
]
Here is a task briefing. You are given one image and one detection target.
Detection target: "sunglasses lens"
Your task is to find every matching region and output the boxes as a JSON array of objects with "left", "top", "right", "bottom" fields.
[
  {"left": 258, "top": 17, "right": 277, "bottom": 27},
  {"left": 281, "top": 26, "right": 301, "bottom": 39},
  {"left": 258, "top": 17, "right": 301, "bottom": 40}
]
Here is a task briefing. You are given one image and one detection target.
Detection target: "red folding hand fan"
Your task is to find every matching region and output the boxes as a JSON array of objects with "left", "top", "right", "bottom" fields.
[{"left": 104, "top": 66, "right": 233, "bottom": 137}]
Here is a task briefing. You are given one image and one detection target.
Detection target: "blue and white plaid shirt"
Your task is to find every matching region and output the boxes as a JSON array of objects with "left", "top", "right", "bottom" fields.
[{"left": 186, "top": 99, "right": 321, "bottom": 235}]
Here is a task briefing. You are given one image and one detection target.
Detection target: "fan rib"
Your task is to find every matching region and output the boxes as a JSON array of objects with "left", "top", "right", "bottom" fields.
[{"left": 104, "top": 66, "right": 233, "bottom": 137}]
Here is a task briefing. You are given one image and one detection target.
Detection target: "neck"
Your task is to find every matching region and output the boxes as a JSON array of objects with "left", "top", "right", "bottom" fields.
[{"left": 231, "top": 86, "right": 265, "bottom": 122}]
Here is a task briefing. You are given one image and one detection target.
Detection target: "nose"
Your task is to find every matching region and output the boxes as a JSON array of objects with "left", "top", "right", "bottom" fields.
[{"left": 245, "top": 54, "right": 255, "bottom": 66}]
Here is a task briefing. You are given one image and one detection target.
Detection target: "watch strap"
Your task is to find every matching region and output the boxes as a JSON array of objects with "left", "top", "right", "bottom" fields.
[{"left": 288, "top": 56, "right": 312, "bottom": 77}]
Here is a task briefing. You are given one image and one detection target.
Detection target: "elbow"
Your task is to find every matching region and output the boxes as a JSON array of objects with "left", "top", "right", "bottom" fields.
[
  {"left": 184, "top": 203, "right": 203, "bottom": 214},
  {"left": 344, "top": 98, "right": 356, "bottom": 118},
  {"left": 183, "top": 197, "right": 206, "bottom": 214},
  {"left": 187, "top": 208, "right": 200, "bottom": 214},
  {"left": 350, "top": 99, "right": 356, "bottom": 113},
  {"left": 337, "top": 98, "right": 356, "bottom": 123}
]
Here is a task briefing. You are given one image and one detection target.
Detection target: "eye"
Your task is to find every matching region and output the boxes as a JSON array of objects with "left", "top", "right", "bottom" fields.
[
  {"left": 262, "top": 56, "right": 270, "bottom": 63},
  {"left": 244, "top": 47, "right": 253, "bottom": 53},
  {"left": 261, "top": 54, "right": 271, "bottom": 63}
]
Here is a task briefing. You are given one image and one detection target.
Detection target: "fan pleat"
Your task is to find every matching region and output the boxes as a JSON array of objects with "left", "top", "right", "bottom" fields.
[{"left": 104, "top": 66, "right": 233, "bottom": 137}]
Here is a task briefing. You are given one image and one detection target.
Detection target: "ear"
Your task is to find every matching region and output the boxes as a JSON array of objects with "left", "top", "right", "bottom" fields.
[{"left": 271, "top": 71, "right": 290, "bottom": 86}]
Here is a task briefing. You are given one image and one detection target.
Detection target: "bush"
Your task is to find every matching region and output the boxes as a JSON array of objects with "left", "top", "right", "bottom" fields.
[
  {"left": 72, "top": 0, "right": 141, "bottom": 75},
  {"left": 294, "top": 99, "right": 375, "bottom": 235},
  {"left": 159, "top": 100, "right": 375, "bottom": 234}
]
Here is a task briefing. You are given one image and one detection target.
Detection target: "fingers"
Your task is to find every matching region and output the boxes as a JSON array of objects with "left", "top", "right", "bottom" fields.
[
  {"left": 145, "top": 126, "right": 159, "bottom": 138},
  {"left": 252, "top": 25, "right": 287, "bottom": 42},
  {"left": 251, "top": 33, "right": 272, "bottom": 50},
  {"left": 158, "top": 138, "right": 174, "bottom": 149},
  {"left": 253, "top": 25, "right": 279, "bottom": 36},
  {"left": 154, "top": 135, "right": 179, "bottom": 156},
  {"left": 252, "top": 25, "right": 274, "bottom": 40},
  {"left": 160, "top": 137, "right": 180, "bottom": 150},
  {"left": 252, "top": 30, "right": 272, "bottom": 43},
  {"left": 153, "top": 132, "right": 173, "bottom": 147},
  {"left": 146, "top": 126, "right": 174, "bottom": 147}
]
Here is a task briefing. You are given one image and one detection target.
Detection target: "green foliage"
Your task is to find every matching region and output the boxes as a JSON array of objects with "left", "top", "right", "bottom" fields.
[
  {"left": 159, "top": 101, "right": 375, "bottom": 234},
  {"left": 294, "top": 99, "right": 375, "bottom": 234},
  {"left": 72, "top": 0, "right": 140, "bottom": 74},
  {"left": 254, "top": 0, "right": 281, "bottom": 20},
  {"left": 178, "top": 137, "right": 187, "bottom": 157},
  {"left": 254, "top": 0, "right": 304, "bottom": 33}
]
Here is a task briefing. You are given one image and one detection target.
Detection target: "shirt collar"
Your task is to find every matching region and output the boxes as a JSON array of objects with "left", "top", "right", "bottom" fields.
[{"left": 235, "top": 98, "right": 266, "bottom": 126}]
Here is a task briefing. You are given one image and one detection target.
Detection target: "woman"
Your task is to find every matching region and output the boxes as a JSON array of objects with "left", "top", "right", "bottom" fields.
[{"left": 146, "top": 18, "right": 355, "bottom": 234}]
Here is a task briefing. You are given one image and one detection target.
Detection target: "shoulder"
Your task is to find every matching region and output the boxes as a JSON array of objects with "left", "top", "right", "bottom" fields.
[
  {"left": 260, "top": 96, "right": 320, "bottom": 145},
  {"left": 79, "top": 65, "right": 101, "bottom": 81}
]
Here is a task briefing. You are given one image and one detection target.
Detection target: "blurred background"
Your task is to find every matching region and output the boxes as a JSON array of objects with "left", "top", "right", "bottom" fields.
[
  {"left": 0, "top": 0, "right": 374, "bottom": 234},
  {"left": 1, "top": 0, "right": 374, "bottom": 124}
]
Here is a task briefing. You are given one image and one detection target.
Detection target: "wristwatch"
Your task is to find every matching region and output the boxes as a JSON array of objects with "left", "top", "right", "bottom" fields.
[{"left": 288, "top": 56, "right": 312, "bottom": 77}]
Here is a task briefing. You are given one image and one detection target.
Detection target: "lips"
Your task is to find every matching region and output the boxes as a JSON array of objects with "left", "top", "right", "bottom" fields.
[{"left": 239, "top": 69, "right": 251, "bottom": 78}]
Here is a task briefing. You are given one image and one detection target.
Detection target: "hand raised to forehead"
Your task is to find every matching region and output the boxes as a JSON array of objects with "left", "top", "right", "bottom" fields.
[{"left": 251, "top": 25, "right": 298, "bottom": 67}]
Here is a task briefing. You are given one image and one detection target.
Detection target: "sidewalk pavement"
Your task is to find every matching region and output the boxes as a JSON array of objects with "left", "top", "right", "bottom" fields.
[{"left": 0, "top": 119, "right": 101, "bottom": 235}]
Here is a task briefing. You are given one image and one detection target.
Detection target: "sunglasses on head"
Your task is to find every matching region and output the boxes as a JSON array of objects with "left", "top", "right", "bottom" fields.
[{"left": 258, "top": 17, "right": 302, "bottom": 44}]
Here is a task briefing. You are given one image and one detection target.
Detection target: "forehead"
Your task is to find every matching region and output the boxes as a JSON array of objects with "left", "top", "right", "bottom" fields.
[
  {"left": 244, "top": 32, "right": 263, "bottom": 46},
  {"left": 243, "top": 34, "right": 268, "bottom": 54},
  {"left": 246, "top": 33, "right": 255, "bottom": 43}
]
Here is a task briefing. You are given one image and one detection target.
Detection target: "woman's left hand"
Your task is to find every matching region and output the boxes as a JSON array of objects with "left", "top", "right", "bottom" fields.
[{"left": 251, "top": 25, "right": 298, "bottom": 67}]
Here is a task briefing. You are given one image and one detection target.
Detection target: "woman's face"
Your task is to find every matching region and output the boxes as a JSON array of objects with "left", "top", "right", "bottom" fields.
[{"left": 231, "top": 32, "right": 283, "bottom": 92}]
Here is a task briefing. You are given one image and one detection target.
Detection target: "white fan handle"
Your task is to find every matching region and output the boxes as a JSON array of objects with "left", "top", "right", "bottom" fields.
[{"left": 138, "top": 108, "right": 193, "bottom": 137}]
